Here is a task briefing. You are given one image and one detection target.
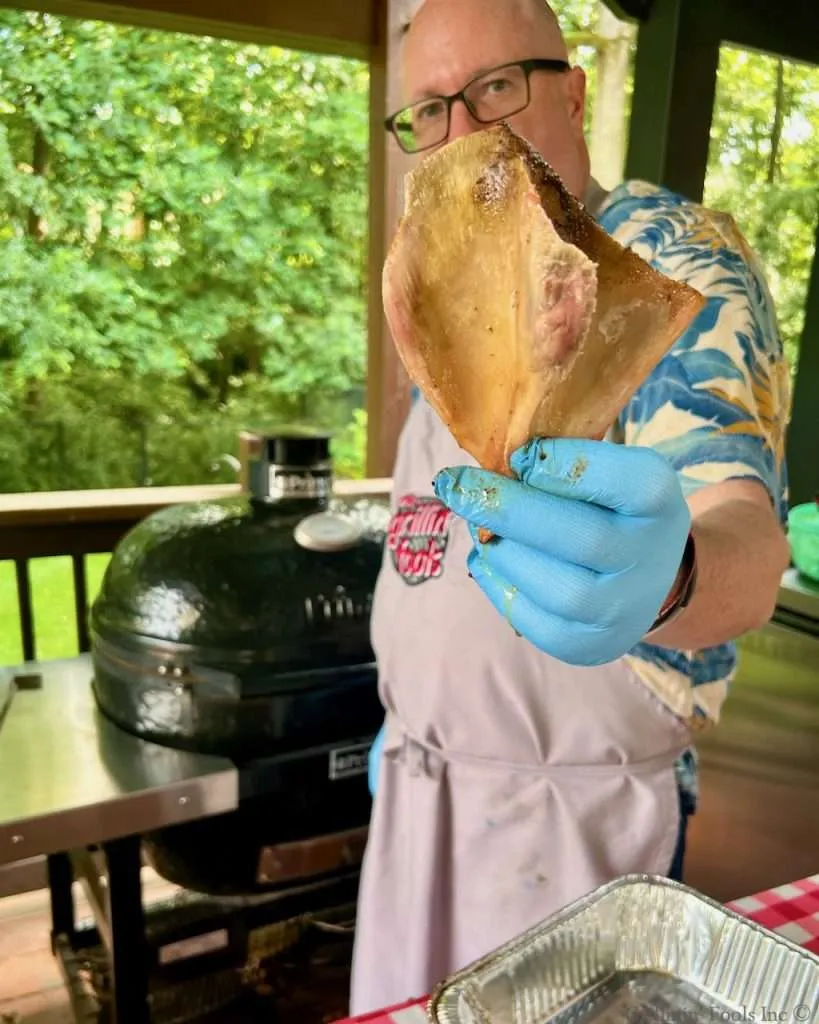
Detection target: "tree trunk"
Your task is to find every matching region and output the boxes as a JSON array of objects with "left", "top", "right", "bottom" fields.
[
  {"left": 588, "top": 3, "right": 634, "bottom": 190},
  {"left": 27, "top": 126, "right": 49, "bottom": 240},
  {"left": 767, "top": 59, "right": 786, "bottom": 185}
]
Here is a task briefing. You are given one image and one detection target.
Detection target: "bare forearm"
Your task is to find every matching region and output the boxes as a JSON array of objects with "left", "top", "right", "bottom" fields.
[{"left": 650, "top": 480, "right": 790, "bottom": 650}]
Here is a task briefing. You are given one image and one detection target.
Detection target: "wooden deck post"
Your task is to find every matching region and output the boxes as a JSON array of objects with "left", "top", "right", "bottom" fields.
[
  {"left": 624, "top": 0, "right": 723, "bottom": 202},
  {"left": 366, "top": 0, "right": 416, "bottom": 479}
]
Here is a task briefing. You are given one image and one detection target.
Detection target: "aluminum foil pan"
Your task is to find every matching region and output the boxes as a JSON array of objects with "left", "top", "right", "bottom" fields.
[{"left": 429, "top": 875, "right": 819, "bottom": 1024}]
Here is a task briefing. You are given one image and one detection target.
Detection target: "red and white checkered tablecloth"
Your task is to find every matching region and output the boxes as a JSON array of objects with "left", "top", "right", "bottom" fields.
[
  {"left": 725, "top": 874, "right": 819, "bottom": 951},
  {"left": 336, "top": 874, "right": 819, "bottom": 1024}
]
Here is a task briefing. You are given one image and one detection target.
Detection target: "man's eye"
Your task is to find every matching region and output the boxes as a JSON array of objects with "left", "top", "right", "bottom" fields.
[
  {"left": 416, "top": 100, "right": 445, "bottom": 121},
  {"left": 483, "top": 77, "right": 512, "bottom": 95}
]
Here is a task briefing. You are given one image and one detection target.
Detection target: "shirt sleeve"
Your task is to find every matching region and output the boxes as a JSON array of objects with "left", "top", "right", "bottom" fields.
[{"left": 616, "top": 208, "right": 791, "bottom": 524}]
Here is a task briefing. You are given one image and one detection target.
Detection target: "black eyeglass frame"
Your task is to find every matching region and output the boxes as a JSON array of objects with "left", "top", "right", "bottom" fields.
[{"left": 384, "top": 57, "right": 572, "bottom": 153}]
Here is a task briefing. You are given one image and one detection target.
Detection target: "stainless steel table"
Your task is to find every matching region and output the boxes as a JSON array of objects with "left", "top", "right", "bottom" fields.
[
  {"left": 0, "top": 655, "right": 238, "bottom": 862},
  {"left": 0, "top": 655, "right": 239, "bottom": 1024}
]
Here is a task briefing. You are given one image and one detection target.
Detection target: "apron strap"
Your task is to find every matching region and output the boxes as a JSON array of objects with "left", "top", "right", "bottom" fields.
[{"left": 386, "top": 713, "right": 689, "bottom": 781}]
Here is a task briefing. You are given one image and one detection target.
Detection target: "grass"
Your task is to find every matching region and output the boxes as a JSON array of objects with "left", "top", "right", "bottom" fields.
[{"left": 1, "top": 554, "right": 112, "bottom": 665}]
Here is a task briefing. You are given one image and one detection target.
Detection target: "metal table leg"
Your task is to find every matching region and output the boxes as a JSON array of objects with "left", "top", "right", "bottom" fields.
[
  {"left": 48, "top": 851, "right": 76, "bottom": 950},
  {"left": 102, "top": 835, "right": 150, "bottom": 1024}
]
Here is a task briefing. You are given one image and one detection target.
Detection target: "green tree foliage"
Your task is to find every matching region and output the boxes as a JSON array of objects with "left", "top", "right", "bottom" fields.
[
  {"left": 0, "top": 11, "right": 370, "bottom": 489},
  {"left": 705, "top": 47, "right": 819, "bottom": 371}
]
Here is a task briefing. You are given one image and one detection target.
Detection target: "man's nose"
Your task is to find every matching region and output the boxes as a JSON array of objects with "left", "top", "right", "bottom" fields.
[{"left": 447, "top": 99, "right": 482, "bottom": 143}]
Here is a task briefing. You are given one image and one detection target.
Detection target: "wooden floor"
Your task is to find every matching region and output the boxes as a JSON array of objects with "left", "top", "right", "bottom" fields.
[
  {"left": 0, "top": 870, "right": 176, "bottom": 1023},
  {"left": 0, "top": 886, "right": 71, "bottom": 1022},
  {"left": 0, "top": 868, "right": 357, "bottom": 1024}
]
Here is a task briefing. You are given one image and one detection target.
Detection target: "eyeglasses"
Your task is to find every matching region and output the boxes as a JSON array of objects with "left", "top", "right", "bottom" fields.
[{"left": 385, "top": 58, "right": 571, "bottom": 154}]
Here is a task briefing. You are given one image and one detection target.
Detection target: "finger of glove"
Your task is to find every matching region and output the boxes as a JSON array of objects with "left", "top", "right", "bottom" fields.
[
  {"left": 467, "top": 550, "right": 622, "bottom": 667},
  {"left": 435, "top": 466, "right": 633, "bottom": 574},
  {"left": 510, "top": 438, "right": 683, "bottom": 518},
  {"left": 467, "top": 524, "right": 616, "bottom": 627}
]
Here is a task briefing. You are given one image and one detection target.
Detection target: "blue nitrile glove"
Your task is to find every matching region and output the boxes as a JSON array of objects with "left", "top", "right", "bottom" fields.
[
  {"left": 368, "top": 722, "right": 387, "bottom": 797},
  {"left": 433, "top": 438, "right": 691, "bottom": 667}
]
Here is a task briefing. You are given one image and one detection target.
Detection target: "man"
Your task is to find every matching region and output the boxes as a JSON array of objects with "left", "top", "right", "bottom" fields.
[{"left": 349, "top": 0, "right": 791, "bottom": 1014}]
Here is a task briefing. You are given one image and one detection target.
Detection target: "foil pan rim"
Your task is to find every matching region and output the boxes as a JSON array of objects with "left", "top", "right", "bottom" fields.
[{"left": 427, "top": 873, "right": 819, "bottom": 1024}]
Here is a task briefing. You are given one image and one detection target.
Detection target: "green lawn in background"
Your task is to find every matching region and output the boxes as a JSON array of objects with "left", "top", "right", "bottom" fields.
[{"left": 0, "top": 554, "right": 111, "bottom": 665}]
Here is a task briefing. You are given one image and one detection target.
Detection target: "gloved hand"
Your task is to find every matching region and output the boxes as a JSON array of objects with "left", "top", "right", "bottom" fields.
[
  {"left": 368, "top": 722, "right": 387, "bottom": 797},
  {"left": 433, "top": 438, "right": 691, "bottom": 666}
]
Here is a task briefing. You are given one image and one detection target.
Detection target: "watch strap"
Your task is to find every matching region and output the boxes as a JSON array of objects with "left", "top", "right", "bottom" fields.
[{"left": 646, "top": 532, "right": 698, "bottom": 636}]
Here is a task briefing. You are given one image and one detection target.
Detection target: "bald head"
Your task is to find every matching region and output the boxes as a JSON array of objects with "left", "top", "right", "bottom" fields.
[
  {"left": 403, "top": 0, "right": 567, "bottom": 58},
  {"left": 397, "top": 0, "right": 590, "bottom": 197},
  {"left": 503, "top": 0, "right": 568, "bottom": 57}
]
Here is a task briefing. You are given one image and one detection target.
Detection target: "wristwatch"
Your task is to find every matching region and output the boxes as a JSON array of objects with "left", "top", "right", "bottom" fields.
[{"left": 646, "top": 532, "right": 698, "bottom": 636}]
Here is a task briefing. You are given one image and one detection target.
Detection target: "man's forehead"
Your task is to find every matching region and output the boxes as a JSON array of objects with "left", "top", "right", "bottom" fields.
[
  {"left": 400, "top": 0, "right": 562, "bottom": 36},
  {"left": 399, "top": 0, "right": 566, "bottom": 101}
]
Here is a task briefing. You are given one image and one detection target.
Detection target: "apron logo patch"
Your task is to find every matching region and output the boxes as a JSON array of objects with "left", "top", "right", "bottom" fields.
[{"left": 388, "top": 494, "right": 454, "bottom": 585}]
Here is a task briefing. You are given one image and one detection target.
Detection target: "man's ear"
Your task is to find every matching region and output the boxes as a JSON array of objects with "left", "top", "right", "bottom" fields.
[{"left": 564, "top": 66, "right": 587, "bottom": 132}]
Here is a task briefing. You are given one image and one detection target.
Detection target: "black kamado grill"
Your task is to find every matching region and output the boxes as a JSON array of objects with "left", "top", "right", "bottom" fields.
[{"left": 85, "top": 430, "right": 387, "bottom": 1019}]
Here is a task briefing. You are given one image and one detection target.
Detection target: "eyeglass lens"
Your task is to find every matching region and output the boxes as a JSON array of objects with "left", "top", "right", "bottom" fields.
[{"left": 392, "top": 63, "right": 530, "bottom": 152}]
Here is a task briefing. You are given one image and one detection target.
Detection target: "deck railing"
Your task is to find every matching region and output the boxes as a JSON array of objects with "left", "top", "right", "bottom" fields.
[{"left": 0, "top": 478, "right": 392, "bottom": 664}]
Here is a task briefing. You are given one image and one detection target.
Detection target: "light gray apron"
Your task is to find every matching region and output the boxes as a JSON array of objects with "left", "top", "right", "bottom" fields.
[{"left": 348, "top": 397, "right": 691, "bottom": 1016}]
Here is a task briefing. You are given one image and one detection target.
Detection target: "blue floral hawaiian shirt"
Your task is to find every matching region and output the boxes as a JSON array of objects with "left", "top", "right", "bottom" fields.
[{"left": 594, "top": 180, "right": 791, "bottom": 809}]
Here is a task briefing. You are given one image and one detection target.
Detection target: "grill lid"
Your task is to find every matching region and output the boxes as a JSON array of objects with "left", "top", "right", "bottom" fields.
[{"left": 89, "top": 429, "right": 388, "bottom": 676}]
